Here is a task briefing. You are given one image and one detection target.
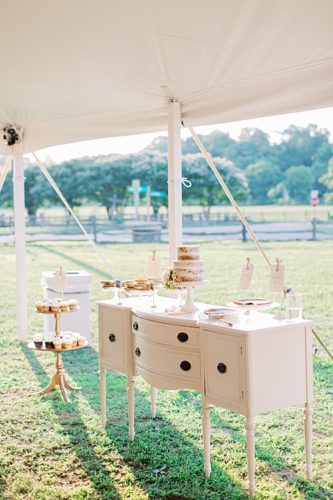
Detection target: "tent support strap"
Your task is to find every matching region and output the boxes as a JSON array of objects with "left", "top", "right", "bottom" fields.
[
  {"left": 167, "top": 100, "right": 182, "bottom": 263},
  {"left": 13, "top": 151, "right": 28, "bottom": 341}
]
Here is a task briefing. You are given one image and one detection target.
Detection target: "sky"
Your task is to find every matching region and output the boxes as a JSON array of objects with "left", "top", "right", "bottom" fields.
[{"left": 32, "top": 106, "right": 333, "bottom": 164}]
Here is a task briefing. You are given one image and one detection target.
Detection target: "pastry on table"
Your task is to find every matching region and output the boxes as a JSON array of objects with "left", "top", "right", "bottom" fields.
[
  {"left": 77, "top": 335, "right": 86, "bottom": 347},
  {"left": 35, "top": 301, "right": 44, "bottom": 312},
  {"left": 53, "top": 338, "right": 63, "bottom": 351},
  {"left": 44, "top": 333, "right": 55, "bottom": 349},
  {"left": 68, "top": 299, "right": 79, "bottom": 311},
  {"left": 33, "top": 334, "right": 43, "bottom": 348},
  {"left": 62, "top": 336, "right": 73, "bottom": 349},
  {"left": 59, "top": 300, "right": 69, "bottom": 312}
]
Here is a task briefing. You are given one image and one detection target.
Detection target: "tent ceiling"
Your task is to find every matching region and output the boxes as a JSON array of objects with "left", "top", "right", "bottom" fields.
[{"left": 0, "top": 0, "right": 332, "bottom": 154}]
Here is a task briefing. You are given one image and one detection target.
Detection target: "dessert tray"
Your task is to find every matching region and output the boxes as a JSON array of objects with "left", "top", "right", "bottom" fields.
[
  {"left": 228, "top": 298, "right": 279, "bottom": 313},
  {"left": 101, "top": 279, "right": 156, "bottom": 294},
  {"left": 29, "top": 299, "right": 87, "bottom": 403}
]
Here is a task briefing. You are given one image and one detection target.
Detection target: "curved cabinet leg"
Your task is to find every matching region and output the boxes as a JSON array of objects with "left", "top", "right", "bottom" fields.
[
  {"left": 99, "top": 368, "right": 107, "bottom": 428},
  {"left": 246, "top": 416, "right": 256, "bottom": 498},
  {"left": 128, "top": 376, "right": 135, "bottom": 440},
  {"left": 304, "top": 402, "right": 313, "bottom": 479},
  {"left": 151, "top": 386, "right": 157, "bottom": 419},
  {"left": 202, "top": 396, "right": 211, "bottom": 478}
]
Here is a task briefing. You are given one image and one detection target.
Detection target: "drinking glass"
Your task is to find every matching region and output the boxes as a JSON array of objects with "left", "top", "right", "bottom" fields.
[{"left": 286, "top": 292, "right": 302, "bottom": 320}]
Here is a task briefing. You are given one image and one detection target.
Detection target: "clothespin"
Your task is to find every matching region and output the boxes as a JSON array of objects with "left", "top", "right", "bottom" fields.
[
  {"left": 276, "top": 258, "right": 282, "bottom": 271},
  {"left": 246, "top": 257, "right": 250, "bottom": 270},
  {"left": 152, "top": 249, "right": 156, "bottom": 261}
]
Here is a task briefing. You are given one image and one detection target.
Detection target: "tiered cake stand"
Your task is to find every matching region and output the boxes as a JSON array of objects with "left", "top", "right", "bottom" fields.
[{"left": 28, "top": 307, "right": 87, "bottom": 402}]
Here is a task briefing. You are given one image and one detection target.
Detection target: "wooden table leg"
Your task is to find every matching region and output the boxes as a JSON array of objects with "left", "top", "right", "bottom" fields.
[
  {"left": 151, "top": 386, "right": 157, "bottom": 419},
  {"left": 100, "top": 368, "right": 107, "bottom": 427},
  {"left": 36, "top": 351, "right": 79, "bottom": 403},
  {"left": 202, "top": 396, "right": 211, "bottom": 478},
  {"left": 246, "top": 415, "right": 256, "bottom": 498},
  {"left": 304, "top": 402, "right": 313, "bottom": 479},
  {"left": 128, "top": 376, "right": 135, "bottom": 440}
]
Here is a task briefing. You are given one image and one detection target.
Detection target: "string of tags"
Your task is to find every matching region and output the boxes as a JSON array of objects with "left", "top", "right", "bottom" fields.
[{"left": 238, "top": 257, "right": 285, "bottom": 292}]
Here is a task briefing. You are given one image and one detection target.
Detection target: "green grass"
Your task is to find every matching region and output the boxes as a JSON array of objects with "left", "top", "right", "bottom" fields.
[{"left": 0, "top": 241, "right": 332, "bottom": 499}]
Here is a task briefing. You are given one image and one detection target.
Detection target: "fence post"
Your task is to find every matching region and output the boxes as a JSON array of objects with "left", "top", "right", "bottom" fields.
[
  {"left": 311, "top": 217, "right": 317, "bottom": 241},
  {"left": 242, "top": 224, "right": 247, "bottom": 242},
  {"left": 92, "top": 216, "right": 98, "bottom": 243}
]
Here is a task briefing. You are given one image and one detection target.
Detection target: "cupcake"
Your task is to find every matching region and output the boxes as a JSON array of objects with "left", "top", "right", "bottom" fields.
[
  {"left": 35, "top": 301, "right": 44, "bottom": 312},
  {"left": 59, "top": 300, "right": 69, "bottom": 312},
  {"left": 68, "top": 299, "right": 79, "bottom": 311},
  {"left": 77, "top": 335, "right": 86, "bottom": 347},
  {"left": 33, "top": 334, "right": 43, "bottom": 348},
  {"left": 62, "top": 336, "right": 73, "bottom": 349},
  {"left": 53, "top": 338, "right": 63, "bottom": 351},
  {"left": 71, "top": 332, "right": 81, "bottom": 347},
  {"left": 42, "top": 301, "right": 50, "bottom": 313},
  {"left": 44, "top": 333, "right": 55, "bottom": 349},
  {"left": 50, "top": 300, "right": 60, "bottom": 313}
]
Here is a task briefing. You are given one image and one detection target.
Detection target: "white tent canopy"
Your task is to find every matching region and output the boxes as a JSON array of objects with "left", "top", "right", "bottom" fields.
[
  {"left": 1, "top": 0, "right": 333, "bottom": 341},
  {"left": 0, "top": 0, "right": 332, "bottom": 154}
]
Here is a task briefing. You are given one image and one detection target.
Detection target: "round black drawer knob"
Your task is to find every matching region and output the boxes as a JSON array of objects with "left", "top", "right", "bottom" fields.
[
  {"left": 109, "top": 333, "right": 116, "bottom": 342},
  {"left": 133, "top": 321, "right": 139, "bottom": 331},
  {"left": 177, "top": 332, "right": 189, "bottom": 343},
  {"left": 135, "top": 347, "right": 141, "bottom": 357},
  {"left": 180, "top": 360, "right": 191, "bottom": 371},
  {"left": 217, "top": 362, "right": 227, "bottom": 374}
]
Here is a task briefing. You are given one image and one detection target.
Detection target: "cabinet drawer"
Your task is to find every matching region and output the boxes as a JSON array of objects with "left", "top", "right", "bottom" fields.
[
  {"left": 203, "top": 331, "right": 245, "bottom": 408},
  {"left": 99, "top": 307, "right": 126, "bottom": 372},
  {"left": 132, "top": 315, "right": 198, "bottom": 348},
  {"left": 134, "top": 335, "right": 201, "bottom": 382}
]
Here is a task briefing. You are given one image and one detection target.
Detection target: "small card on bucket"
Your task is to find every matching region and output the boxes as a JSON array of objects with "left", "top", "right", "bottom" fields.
[{"left": 54, "top": 266, "right": 67, "bottom": 293}]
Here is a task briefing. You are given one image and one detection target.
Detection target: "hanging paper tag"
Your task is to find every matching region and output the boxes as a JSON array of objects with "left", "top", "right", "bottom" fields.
[
  {"left": 145, "top": 250, "right": 162, "bottom": 280},
  {"left": 239, "top": 259, "right": 254, "bottom": 290},
  {"left": 270, "top": 260, "right": 285, "bottom": 292},
  {"left": 54, "top": 267, "right": 67, "bottom": 293}
]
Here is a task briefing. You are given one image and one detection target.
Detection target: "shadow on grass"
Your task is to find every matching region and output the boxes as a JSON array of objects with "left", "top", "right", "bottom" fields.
[
  {"left": 21, "top": 344, "right": 248, "bottom": 500},
  {"left": 177, "top": 365, "right": 333, "bottom": 500},
  {"left": 21, "top": 344, "right": 121, "bottom": 499}
]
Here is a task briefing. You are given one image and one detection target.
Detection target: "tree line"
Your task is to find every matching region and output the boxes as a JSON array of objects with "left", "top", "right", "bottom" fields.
[{"left": 1, "top": 124, "right": 332, "bottom": 217}]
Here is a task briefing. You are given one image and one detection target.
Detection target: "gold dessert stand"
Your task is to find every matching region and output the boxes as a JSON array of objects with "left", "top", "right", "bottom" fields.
[{"left": 29, "top": 307, "right": 87, "bottom": 402}]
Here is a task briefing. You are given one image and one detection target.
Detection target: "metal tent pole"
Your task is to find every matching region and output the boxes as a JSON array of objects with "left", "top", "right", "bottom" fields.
[
  {"left": 167, "top": 99, "right": 182, "bottom": 263},
  {"left": 13, "top": 149, "right": 27, "bottom": 341}
]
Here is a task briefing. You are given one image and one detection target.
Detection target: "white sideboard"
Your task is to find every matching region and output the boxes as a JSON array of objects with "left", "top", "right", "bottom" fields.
[{"left": 98, "top": 297, "right": 313, "bottom": 497}]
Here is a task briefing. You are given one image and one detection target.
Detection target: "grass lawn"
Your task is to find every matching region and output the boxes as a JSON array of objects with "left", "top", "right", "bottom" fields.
[{"left": 0, "top": 240, "right": 332, "bottom": 499}]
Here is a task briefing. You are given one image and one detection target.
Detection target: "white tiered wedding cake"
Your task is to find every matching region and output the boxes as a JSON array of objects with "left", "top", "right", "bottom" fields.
[{"left": 172, "top": 245, "right": 204, "bottom": 283}]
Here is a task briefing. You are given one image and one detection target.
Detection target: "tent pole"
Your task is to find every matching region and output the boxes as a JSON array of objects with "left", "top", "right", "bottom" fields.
[
  {"left": 13, "top": 150, "right": 27, "bottom": 341},
  {"left": 167, "top": 99, "right": 182, "bottom": 263}
]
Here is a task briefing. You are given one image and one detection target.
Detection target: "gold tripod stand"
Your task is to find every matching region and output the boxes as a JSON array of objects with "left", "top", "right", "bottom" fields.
[{"left": 28, "top": 308, "right": 87, "bottom": 403}]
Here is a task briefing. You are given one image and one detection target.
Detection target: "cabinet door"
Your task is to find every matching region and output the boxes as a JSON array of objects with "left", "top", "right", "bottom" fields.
[
  {"left": 99, "top": 307, "right": 126, "bottom": 373},
  {"left": 203, "top": 331, "right": 245, "bottom": 412}
]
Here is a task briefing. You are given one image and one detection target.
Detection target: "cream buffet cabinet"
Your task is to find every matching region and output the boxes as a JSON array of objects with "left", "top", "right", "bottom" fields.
[{"left": 98, "top": 298, "right": 313, "bottom": 497}]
